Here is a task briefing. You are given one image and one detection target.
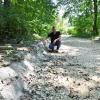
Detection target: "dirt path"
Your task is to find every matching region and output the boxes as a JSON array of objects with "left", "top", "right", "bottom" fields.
[
  {"left": 0, "top": 35, "right": 100, "bottom": 100},
  {"left": 60, "top": 35, "right": 100, "bottom": 67}
]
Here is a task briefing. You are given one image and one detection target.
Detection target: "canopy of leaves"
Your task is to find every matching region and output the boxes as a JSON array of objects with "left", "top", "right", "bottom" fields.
[
  {"left": 57, "top": 0, "right": 100, "bottom": 37},
  {"left": 0, "top": 0, "right": 56, "bottom": 41}
]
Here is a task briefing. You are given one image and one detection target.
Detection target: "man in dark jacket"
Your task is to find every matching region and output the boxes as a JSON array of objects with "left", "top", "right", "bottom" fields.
[{"left": 48, "top": 26, "right": 61, "bottom": 52}]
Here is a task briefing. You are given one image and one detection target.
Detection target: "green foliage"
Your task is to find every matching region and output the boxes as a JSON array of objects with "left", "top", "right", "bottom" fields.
[
  {"left": 72, "top": 15, "right": 93, "bottom": 38},
  {"left": 5, "top": 49, "right": 14, "bottom": 56},
  {"left": 67, "top": 16, "right": 92, "bottom": 38},
  {"left": 67, "top": 27, "right": 76, "bottom": 35},
  {"left": 57, "top": 0, "right": 100, "bottom": 38},
  {"left": 0, "top": 0, "right": 56, "bottom": 41},
  {"left": 67, "top": 28, "right": 91, "bottom": 38}
]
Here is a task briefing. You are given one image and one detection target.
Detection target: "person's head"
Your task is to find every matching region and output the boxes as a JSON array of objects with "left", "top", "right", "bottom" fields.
[{"left": 52, "top": 26, "right": 56, "bottom": 33}]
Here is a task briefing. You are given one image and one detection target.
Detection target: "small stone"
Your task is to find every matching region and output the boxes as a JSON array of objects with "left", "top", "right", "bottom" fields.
[
  {"left": 69, "top": 85, "right": 90, "bottom": 99},
  {"left": 2, "top": 61, "right": 10, "bottom": 67}
]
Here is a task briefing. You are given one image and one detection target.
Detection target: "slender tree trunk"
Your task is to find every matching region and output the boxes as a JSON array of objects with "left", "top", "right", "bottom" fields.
[
  {"left": 93, "top": 0, "right": 98, "bottom": 36},
  {"left": 4, "top": 0, "right": 10, "bottom": 7},
  {"left": 4, "top": 0, "right": 11, "bottom": 38}
]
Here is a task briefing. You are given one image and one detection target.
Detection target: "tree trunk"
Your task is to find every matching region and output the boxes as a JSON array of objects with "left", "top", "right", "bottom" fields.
[
  {"left": 4, "top": 0, "right": 10, "bottom": 7},
  {"left": 4, "top": 0, "right": 11, "bottom": 38},
  {"left": 93, "top": 0, "right": 98, "bottom": 36}
]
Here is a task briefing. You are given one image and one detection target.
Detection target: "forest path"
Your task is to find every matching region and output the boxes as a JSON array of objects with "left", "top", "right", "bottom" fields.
[
  {"left": 0, "top": 35, "right": 100, "bottom": 100},
  {"left": 60, "top": 35, "right": 100, "bottom": 67}
]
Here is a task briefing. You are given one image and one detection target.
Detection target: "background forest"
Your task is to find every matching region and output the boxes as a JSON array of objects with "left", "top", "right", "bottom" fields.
[
  {"left": 58, "top": 0, "right": 100, "bottom": 38},
  {"left": 0, "top": 0, "right": 56, "bottom": 41},
  {"left": 0, "top": 0, "right": 100, "bottom": 41}
]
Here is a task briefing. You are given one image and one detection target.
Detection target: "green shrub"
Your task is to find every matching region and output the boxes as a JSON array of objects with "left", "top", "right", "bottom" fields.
[
  {"left": 67, "top": 27, "right": 77, "bottom": 35},
  {"left": 67, "top": 27, "right": 91, "bottom": 38}
]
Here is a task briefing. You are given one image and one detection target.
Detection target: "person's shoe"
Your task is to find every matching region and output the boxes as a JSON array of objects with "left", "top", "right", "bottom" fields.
[
  {"left": 51, "top": 49, "right": 54, "bottom": 52},
  {"left": 55, "top": 50, "right": 58, "bottom": 53},
  {"left": 48, "top": 49, "right": 54, "bottom": 53}
]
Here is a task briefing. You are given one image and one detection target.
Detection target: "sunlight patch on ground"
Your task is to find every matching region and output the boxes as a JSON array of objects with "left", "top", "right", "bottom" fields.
[
  {"left": 0, "top": 67, "right": 17, "bottom": 80},
  {"left": 95, "top": 67, "right": 100, "bottom": 74},
  {"left": 60, "top": 44, "right": 79, "bottom": 56},
  {"left": 23, "top": 60, "right": 34, "bottom": 71},
  {"left": 61, "top": 35, "right": 71, "bottom": 38},
  {"left": 96, "top": 55, "right": 100, "bottom": 60},
  {"left": 0, "top": 44, "right": 13, "bottom": 49},
  {"left": 24, "top": 53, "right": 33, "bottom": 61},
  {"left": 17, "top": 47, "right": 30, "bottom": 51},
  {"left": 1, "top": 84, "right": 19, "bottom": 100}
]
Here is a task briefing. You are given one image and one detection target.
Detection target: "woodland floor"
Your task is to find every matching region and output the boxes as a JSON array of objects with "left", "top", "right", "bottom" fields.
[{"left": 0, "top": 35, "right": 100, "bottom": 100}]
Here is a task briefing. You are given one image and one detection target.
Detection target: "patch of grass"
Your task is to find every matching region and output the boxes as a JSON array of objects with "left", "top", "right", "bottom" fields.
[{"left": 5, "top": 49, "right": 14, "bottom": 56}]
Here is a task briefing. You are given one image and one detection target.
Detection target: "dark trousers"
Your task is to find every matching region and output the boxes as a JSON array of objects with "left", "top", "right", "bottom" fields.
[{"left": 49, "top": 41, "right": 61, "bottom": 51}]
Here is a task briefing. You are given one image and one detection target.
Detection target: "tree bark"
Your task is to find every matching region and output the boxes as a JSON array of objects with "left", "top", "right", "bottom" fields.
[
  {"left": 4, "top": 0, "right": 11, "bottom": 38},
  {"left": 4, "top": 0, "right": 10, "bottom": 7},
  {"left": 93, "top": 0, "right": 98, "bottom": 36}
]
